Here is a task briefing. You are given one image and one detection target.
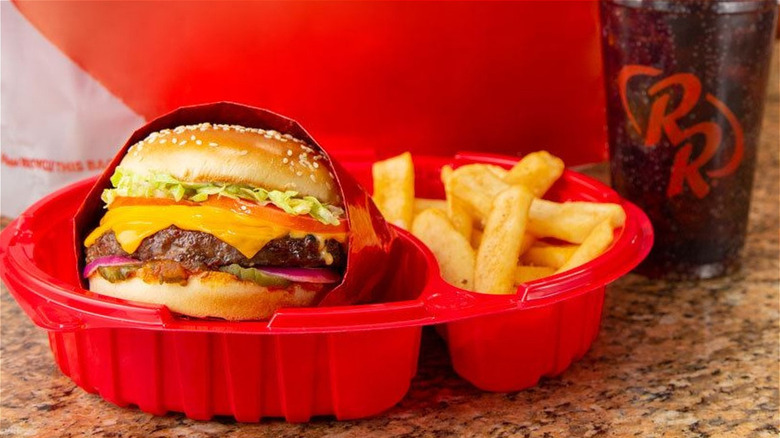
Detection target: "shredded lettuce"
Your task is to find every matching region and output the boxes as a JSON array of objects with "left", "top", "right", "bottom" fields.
[{"left": 102, "top": 167, "right": 344, "bottom": 225}]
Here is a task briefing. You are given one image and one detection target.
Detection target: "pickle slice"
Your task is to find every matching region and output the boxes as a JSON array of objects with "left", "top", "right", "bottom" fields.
[
  {"left": 97, "top": 265, "right": 139, "bottom": 283},
  {"left": 219, "top": 264, "right": 292, "bottom": 287}
]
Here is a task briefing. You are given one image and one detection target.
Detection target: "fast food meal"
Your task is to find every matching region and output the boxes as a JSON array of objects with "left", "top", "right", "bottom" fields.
[
  {"left": 372, "top": 151, "right": 627, "bottom": 294},
  {"left": 82, "top": 123, "right": 348, "bottom": 320}
]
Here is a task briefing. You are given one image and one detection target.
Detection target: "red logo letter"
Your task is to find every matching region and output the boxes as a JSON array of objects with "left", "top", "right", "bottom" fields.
[{"left": 617, "top": 65, "right": 745, "bottom": 199}]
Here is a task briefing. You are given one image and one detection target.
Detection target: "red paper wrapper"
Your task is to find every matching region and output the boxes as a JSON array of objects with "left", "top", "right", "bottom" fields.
[{"left": 73, "top": 102, "right": 394, "bottom": 310}]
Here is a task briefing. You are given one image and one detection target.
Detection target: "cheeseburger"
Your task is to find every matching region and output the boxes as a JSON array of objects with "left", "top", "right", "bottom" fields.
[{"left": 82, "top": 123, "right": 348, "bottom": 320}]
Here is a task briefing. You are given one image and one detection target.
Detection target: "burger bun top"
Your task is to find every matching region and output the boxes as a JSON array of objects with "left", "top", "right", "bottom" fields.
[{"left": 118, "top": 123, "right": 341, "bottom": 204}]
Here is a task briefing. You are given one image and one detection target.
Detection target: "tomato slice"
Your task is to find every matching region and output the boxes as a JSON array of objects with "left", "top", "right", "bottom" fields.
[{"left": 110, "top": 196, "right": 347, "bottom": 233}]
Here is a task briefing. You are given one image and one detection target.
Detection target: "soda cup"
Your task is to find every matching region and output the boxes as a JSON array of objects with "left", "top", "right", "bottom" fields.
[{"left": 600, "top": 0, "right": 778, "bottom": 279}]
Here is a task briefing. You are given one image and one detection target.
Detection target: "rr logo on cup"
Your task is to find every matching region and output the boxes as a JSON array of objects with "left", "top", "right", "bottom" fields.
[{"left": 618, "top": 65, "right": 744, "bottom": 199}]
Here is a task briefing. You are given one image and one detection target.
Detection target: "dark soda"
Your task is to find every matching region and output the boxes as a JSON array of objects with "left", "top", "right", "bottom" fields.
[{"left": 600, "top": 0, "right": 778, "bottom": 279}]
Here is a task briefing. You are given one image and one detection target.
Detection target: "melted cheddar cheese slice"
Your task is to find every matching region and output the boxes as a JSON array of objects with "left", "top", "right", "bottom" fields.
[{"left": 84, "top": 205, "right": 347, "bottom": 258}]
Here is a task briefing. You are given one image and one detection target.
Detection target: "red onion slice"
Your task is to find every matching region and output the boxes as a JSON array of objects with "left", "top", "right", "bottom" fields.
[
  {"left": 83, "top": 256, "right": 142, "bottom": 278},
  {"left": 257, "top": 267, "right": 341, "bottom": 284}
]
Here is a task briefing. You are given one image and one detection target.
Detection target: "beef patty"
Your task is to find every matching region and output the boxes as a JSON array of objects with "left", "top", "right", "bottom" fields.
[{"left": 86, "top": 226, "right": 346, "bottom": 272}]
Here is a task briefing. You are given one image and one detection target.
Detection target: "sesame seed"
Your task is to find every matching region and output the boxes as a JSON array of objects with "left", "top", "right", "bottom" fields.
[
  {"left": 283, "top": 158, "right": 289, "bottom": 164},
  {"left": 196, "top": 140, "right": 202, "bottom": 145},
  {"left": 191, "top": 135, "right": 196, "bottom": 141},
  {"left": 172, "top": 138, "right": 178, "bottom": 144},
  {"left": 310, "top": 174, "right": 316, "bottom": 182},
  {"left": 209, "top": 142, "right": 218, "bottom": 147},
  {"left": 238, "top": 150, "right": 248, "bottom": 155},
  {"left": 313, "top": 162, "right": 319, "bottom": 168},
  {"left": 179, "top": 140, "right": 187, "bottom": 146},
  {"left": 160, "top": 139, "right": 166, "bottom": 144},
  {"left": 296, "top": 171, "right": 303, "bottom": 176},
  {"left": 287, "top": 150, "right": 293, "bottom": 156}
]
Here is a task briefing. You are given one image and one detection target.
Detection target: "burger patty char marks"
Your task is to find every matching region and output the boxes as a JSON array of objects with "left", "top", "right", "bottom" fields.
[{"left": 86, "top": 226, "right": 346, "bottom": 271}]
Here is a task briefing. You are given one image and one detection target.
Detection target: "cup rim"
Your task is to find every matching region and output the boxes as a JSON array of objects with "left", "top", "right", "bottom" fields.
[{"left": 602, "top": 0, "right": 778, "bottom": 14}]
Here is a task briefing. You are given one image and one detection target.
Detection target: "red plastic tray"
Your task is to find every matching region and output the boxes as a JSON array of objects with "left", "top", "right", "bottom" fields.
[{"left": 0, "top": 152, "right": 652, "bottom": 421}]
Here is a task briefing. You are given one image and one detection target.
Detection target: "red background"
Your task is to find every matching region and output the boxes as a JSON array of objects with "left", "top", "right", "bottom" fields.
[{"left": 14, "top": 0, "right": 607, "bottom": 165}]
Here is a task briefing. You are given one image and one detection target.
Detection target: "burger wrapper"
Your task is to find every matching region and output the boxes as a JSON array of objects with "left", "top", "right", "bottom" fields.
[{"left": 74, "top": 102, "right": 395, "bottom": 309}]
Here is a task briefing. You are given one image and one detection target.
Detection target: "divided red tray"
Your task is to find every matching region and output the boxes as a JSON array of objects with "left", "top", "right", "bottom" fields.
[{"left": 0, "top": 151, "right": 653, "bottom": 422}]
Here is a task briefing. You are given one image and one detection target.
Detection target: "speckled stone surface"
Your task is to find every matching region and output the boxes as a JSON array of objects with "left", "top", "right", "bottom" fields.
[{"left": 2, "top": 50, "right": 778, "bottom": 438}]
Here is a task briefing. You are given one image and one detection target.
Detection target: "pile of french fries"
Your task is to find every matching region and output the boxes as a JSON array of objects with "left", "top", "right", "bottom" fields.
[{"left": 372, "top": 151, "right": 626, "bottom": 295}]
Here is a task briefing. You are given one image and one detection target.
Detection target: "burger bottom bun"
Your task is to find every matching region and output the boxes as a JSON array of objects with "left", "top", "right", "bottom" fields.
[{"left": 88, "top": 271, "right": 321, "bottom": 320}]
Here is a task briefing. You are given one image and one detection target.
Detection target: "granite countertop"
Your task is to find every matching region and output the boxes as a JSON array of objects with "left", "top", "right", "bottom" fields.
[{"left": 2, "top": 54, "right": 778, "bottom": 438}]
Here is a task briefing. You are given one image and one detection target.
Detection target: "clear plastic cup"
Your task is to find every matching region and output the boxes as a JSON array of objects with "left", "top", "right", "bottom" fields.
[{"left": 600, "top": 0, "right": 778, "bottom": 279}]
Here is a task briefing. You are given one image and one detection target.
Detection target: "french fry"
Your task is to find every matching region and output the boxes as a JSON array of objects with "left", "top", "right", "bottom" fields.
[
  {"left": 411, "top": 209, "right": 475, "bottom": 290},
  {"left": 446, "top": 163, "right": 507, "bottom": 180},
  {"left": 472, "top": 227, "right": 533, "bottom": 253},
  {"left": 556, "top": 220, "right": 614, "bottom": 273},
  {"left": 441, "top": 164, "right": 454, "bottom": 183},
  {"left": 521, "top": 242, "right": 579, "bottom": 269},
  {"left": 449, "top": 164, "right": 510, "bottom": 222},
  {"left": 441, "top": 165, "right": 473, "bottom": 240},
  {"left": 447, "top": 199, "right": 473, "bottom": 241},
  {"left": 515, "top": 265, "right": 556, "bottom": 284},
  {"left": 563, "top": 201, "right": 626, "bottom": 228},
  {"left": 527, "top": 199, "right": 625, "bottom": 244},
  {"left": 414, "top": 198, "right": 447, "bottom": 215},
  {"left": 485, "top": 164, "right": 510, "bottom": 180},
  {"left": 504, "top": 151, "right": 565, "bottom": 197},
  {"left": 475, "top": 185, "right": 534, "bottom": 294},
  {"left": 519, "top": 233, "right": 536, "bottom": 257},
  {"left": 372, "top": 152, "right": 415, "bottom": 229}
]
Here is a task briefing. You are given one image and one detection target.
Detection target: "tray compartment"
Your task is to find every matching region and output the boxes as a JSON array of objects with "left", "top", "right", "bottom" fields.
[
  {"left": 440, "top": 286, "right": 605, "bottom": 392},
  {"left": 47, "top": 326, "right": 421, "bottom": 421}
]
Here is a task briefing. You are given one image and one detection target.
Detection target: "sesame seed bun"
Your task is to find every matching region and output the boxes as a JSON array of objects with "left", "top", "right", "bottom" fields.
[
  {"left": 88, "top": 271, "right": 321, "bottom": 321},
  {"left": 119, "top": 123, "right": 341, "bottom": 204}
]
